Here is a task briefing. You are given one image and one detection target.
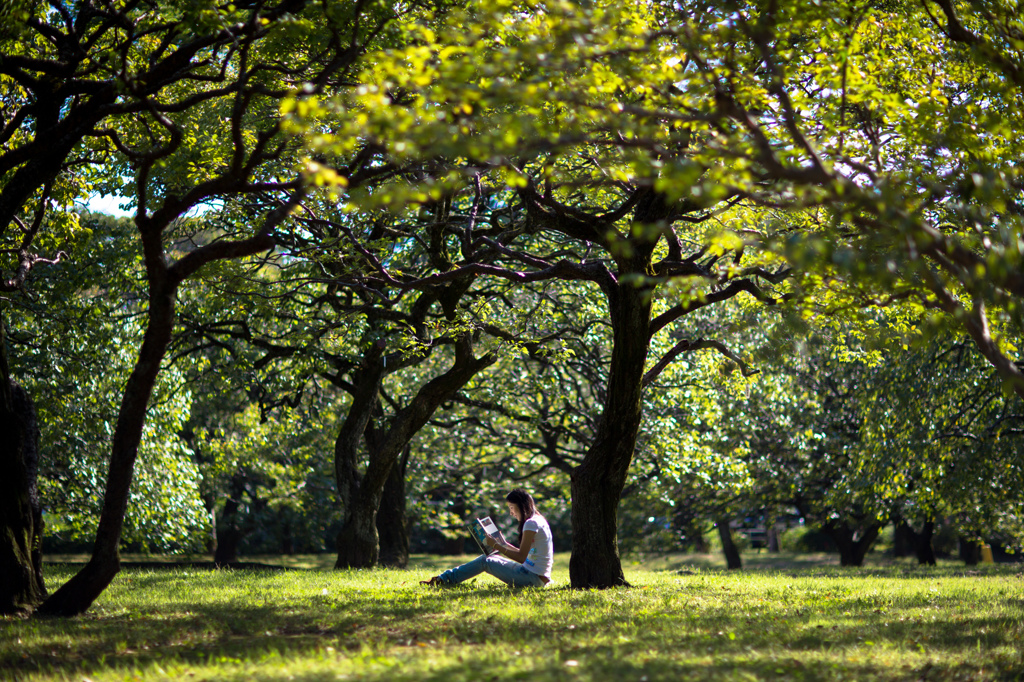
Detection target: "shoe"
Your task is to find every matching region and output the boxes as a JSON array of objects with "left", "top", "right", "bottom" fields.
[{"left": 419, "top": 576, "right": 442, "bottom": 587}]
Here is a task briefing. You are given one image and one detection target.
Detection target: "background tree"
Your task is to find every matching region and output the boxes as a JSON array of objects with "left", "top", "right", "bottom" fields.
[
  {"left": 25, "top": 0, "right": 408, "bottom": 616},
  {"left": 185, "top": 183, "right": 583, "bottom": 567},
  {"left": 288, "top": 0, "right": 795, "bottom": 586},
  {"left": 653, "top": 0, "right": 1024, "bottom": 398},
  {"left": 31, "top": 233, "right": 210, "bottom": 552},
  {"left": 4, "top": 210, "right": 207, "bottom": 607},
  {"left": 0, "top": 302, "right": 44, "bottom": 613},
  {"left": 708, "top": 312, "right": 1024, "bottom": 566}
]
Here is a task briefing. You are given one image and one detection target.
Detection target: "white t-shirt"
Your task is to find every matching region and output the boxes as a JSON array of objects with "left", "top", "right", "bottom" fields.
[{"left": 522, "top": 514, "right": 554, "bottom": 579}]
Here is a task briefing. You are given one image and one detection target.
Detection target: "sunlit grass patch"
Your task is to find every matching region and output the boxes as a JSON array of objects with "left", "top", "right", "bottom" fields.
[{"left": 2, "top": 555, "right": 1022, "bottom": 681}]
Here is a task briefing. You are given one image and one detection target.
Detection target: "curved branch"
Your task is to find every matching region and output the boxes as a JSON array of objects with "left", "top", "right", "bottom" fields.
[
  {"left": 650, "top": 277, "right": 788, "bottom": 337},
  {"left": 642, "top": 337, "right": 758, "bottom": 387}
]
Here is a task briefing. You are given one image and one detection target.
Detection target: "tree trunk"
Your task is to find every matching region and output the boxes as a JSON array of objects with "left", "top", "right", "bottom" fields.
[
  {"left": 691, "top": 527, "right": 711, "bottom": 553},
  {"left": 823, "top": 520, "right": 882, "bottom": 567},
  {"left": 0, "top": 377, "right": 46, "bottom": 614},
  {"left": 914, "top": 520, "right": 936, "bottom": 566},
  {"left": 214, "top": 479, "right": 245, "bottom": 565},
  {"left": 36, "top": 283, "right": 176, "bottom": 616},
  {"left": 214, "top": 527, "right": 243, "bottom": 565},
  {"left": 333, "top": 341, "right": 386, "bottom": 568},
  {"left": 336, "top": 336, "right": 495, "bottom": 568},
  {"left": 894, "top": 519, "right": 936, "bottom": 565},
  {"left": 767, "top": 525, "right": 780, "bottom": 553},
  {"left": 569, "top": 277, "right": 651, "bottom": 589},
  {"left": 377, "top": 447, "right": 410, "bottom": 568},
  {"left": 570, "top": 460, "right": 630, "bottom": 587},
  {"left": 717, "top": 518, "right": 742, "bottom": 570},
  {"left": 280, "top": 516, "right": 294, "bottom": 555},
  {"left": 336, "top": 482, "right": 383, "bottom": 568},
  {"left": 893, "top": 520, "right": 914, "bottom": 557}
]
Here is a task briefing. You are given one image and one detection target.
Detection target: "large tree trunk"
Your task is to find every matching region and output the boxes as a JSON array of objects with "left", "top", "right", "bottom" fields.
[
  {"left": 914, "top": 520, "right": 936, "bottom": 566},
  {"left": 0, "top": 377, "right": 46, "bottom": 614},
  {"left": 214, "top": 476, "right": 246, "bottom": 566},
  {"left": 570, "top": 460, "right": 630, "bottom": 587},
  {"left": 335, "top": 336, "right": 495, "bottom": 568},
  {"left": 36, "top": 283, "right": 176, "bottom": 616},
  {"left": 822, "top": 520, "right": 882, "bottom": 567},
  {"left": 333, "top": 341, "right": 386, "bottom": 568},
  {"left": 893, "top": 520, "right": 914, "bottom": 557},
  {"left": 691, "top": 526, "right": 711, "bottom": 553},
  {"left": 895, "top": 519, "right": 937, "bottom": 565},
  {"left": 214, "top": 524, "right": 243, "bottom": 565},
  {"left": 336, "top": 482, "right": 383, "bottom": 567},
  {"left": 377, "top": 447, "right": 410, "bottom": 568},
  {"left": 717, "top": 517, "right": 742, "bottom": 570},
  {"left": 569, "top": 277, "right": 651, "bottom": 589}
]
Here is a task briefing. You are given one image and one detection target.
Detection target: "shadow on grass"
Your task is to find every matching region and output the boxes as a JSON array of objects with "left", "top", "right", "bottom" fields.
[
  {"left": 5, "top": 564, "right": 1023, "bottom": 682},
  {"left": 647, "top": 552, "right": 1024, "bottom": 580}
]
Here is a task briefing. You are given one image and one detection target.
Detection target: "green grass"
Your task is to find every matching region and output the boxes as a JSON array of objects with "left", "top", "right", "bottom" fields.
[{"left": 3, "top": 553, "right": 1023, "bottom": 681}]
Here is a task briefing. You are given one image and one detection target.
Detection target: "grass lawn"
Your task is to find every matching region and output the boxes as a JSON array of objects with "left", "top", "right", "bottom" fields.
[{"left": 2, "top": 552, "right": 1023, "bottom": 681}]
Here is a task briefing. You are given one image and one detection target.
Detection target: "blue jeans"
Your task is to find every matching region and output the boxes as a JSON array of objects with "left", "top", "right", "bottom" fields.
[{"left": 437, "top": 554, "right": 545, "bottom": 587}]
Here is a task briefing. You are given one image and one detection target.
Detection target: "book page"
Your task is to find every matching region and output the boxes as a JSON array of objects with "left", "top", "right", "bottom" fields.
[{"left": 478, "top": 516, "right": 499, "bottom": 537}]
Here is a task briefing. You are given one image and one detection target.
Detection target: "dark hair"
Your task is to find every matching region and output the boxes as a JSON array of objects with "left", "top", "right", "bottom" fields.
[{"left": 506, "top": 488, "right": 538, "bottom": 540}]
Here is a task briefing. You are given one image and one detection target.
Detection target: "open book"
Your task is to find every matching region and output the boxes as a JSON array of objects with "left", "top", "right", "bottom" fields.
[{"left": 467, "top": 516, "right": 505, "bottom": 555}]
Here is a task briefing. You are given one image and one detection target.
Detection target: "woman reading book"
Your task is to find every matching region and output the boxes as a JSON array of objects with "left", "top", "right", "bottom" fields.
[{"left": 421, "top": 489, "right": 553, "bottom": 587}]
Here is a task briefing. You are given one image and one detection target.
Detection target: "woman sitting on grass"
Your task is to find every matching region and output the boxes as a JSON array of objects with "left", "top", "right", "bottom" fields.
[{"left": 422, "top": 489, "right": 553, "bottom": 588}]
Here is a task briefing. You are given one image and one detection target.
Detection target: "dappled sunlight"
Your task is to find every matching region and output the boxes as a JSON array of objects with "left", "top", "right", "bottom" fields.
[{"left": 4, "top": 562, "right": 1023, "bottom": 681}]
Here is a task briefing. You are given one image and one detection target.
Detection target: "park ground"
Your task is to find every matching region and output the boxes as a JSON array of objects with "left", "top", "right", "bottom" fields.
[{"left": 3, "top": 552, "right": 1023, "bottom": 681}]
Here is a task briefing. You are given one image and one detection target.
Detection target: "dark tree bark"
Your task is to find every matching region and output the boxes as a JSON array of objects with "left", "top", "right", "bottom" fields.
[
  {"left": 0, "top": 374, "right": 46, "bottom": 614},
  {"left": 333, "top": 343, "right": 387, "bottom": 550},
  {"left": 214, "top": 523, "right": 243, "bottom": 565},
  {"left": 767, "top": 525, "right": 780, "bottom": 553},
  {"left": 717, "top": 518, "right": 743, "bottom": 570},
  {"left": 822, "top": 520, "right": 883, "bottom": 567},
  {"left": 36, "top": 281, "right": 177, "bottom": 615},
  {"left": 214, "top": 476, "right": 247, "bottom": 566},
  {"left": 335, "top": 336, "right": 496, "bottom": 568},
  {"left": 914, "top": 521, "right": 937, "bottom": 566},
  {"left": 569, "top": 275, "right": 652, "bottom": 588},
  {"left": 36, "top": 195, "right": 300, "bottom": 616},
  {"left": 894, "top": 519, "right": 936, "bottom": 565},
  {"left": 377, "top": 447, "right": 410, "bottom": 568},
  {"left": 893, "top": 520, "right": 914, "bottom": 557}
]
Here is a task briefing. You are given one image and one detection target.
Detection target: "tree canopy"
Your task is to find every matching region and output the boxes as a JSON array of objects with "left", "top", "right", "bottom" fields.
[{"left": 2, "top": 0, "right": 1023, "bottom": 612}]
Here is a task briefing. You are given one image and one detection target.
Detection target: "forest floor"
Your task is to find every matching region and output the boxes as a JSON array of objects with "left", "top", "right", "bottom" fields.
[{"left": 3, "top": 553, "right": 1022, "bottom": 681}]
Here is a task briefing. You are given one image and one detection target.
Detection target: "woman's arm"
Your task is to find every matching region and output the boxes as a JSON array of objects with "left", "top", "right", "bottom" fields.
[{"left": 487, "top": 530, "right": 535, "bottom": 564}]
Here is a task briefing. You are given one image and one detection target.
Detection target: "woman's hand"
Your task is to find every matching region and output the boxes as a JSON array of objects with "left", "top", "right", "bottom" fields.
[{"left": 498, "top": 531, "right": 535, "bottom": 564}]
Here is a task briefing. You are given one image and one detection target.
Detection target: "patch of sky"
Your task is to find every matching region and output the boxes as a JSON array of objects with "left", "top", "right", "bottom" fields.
[
  {"left": 80, "top": 192, "right": 133, "bottom": 217},
  {"left": 79, "top": 192, "right": 221, "bottom": 218}
]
